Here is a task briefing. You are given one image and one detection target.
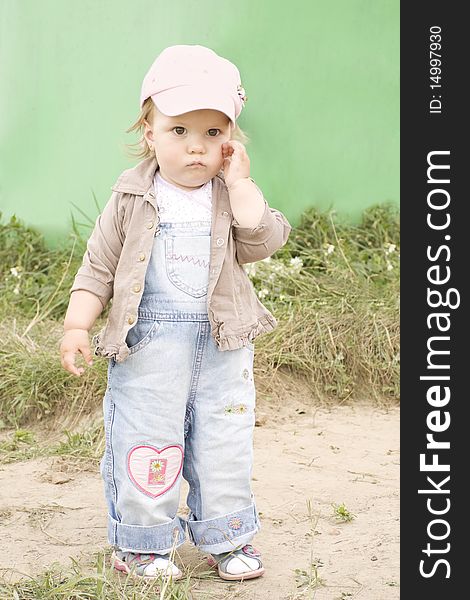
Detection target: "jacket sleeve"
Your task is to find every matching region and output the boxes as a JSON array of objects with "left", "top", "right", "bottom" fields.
[
  {"left": 231, "top": 188, "right": 292, "bottom": 264},
  {"left": 69, "top": 191, "right": 125, "bottom": 308}
]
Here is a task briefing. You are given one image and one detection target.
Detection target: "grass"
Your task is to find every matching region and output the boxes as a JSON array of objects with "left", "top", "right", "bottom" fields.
[
  {"left": 292, "top": 499, "right": 325, "bottom": 597},
  {"left": 0, "top": 541, "right": 271, "bottom": 599},
  {"left": 331, "top": 503, "right": 356, "bottom": 523},
  {"left": 0, "top": 317, "right": 107, "bottom": 429},
  {"left": 287, "top": 500, "right": 363, "bottom": 600},
  {"left": 0, "top": 421, "right": 104, "bottom": 466},
  {"left": 0, "top": 203, "right": 399, "bottom": 429},
  {"left": 0, "top": 549, "right": 217, "bottom": 600},
  {"left": 247, "top": 204, "right": 399, "bottom": 401}
]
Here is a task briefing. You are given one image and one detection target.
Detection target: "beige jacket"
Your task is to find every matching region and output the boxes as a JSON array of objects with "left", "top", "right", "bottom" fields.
[{"left": 70, "top": 155, "right": 291, "bottom": 362}]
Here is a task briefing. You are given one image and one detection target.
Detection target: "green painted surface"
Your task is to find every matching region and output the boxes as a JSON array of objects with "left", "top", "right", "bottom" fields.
[{"left": 0, "top": 0, "right": 399, "bottom": 247}]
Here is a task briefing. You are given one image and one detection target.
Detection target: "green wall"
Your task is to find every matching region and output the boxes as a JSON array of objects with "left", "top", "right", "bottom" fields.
[{"left": 0, "top": 0, "right": 399, "bottom": 248}]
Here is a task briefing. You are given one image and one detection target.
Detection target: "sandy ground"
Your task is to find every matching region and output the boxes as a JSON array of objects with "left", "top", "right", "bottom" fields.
[{"left": 0, "top": 384, "right": 399, "bottom": 599}]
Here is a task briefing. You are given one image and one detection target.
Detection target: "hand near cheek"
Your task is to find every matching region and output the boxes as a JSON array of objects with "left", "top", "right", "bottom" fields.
[{"left": 221, "top": 141, "right": 250, "bottom": 188}]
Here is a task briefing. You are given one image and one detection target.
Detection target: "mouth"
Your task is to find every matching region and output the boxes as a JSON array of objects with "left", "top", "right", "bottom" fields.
[{"left": 188, "top": 162, "right": 205, "bottom": 167}]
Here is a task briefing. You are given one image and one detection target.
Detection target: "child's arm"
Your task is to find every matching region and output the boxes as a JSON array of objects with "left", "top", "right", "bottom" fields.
[
  {"left": 227, "top": 177, "right": 266, "bottom": 228},
  {"left": 222, "top": 141, "right": 292, "bottom": 264},
  {"left": 70, "top": 191, "right": 126, "bottom": 308},
  {"left": 228, "top": 177, "right": 292, "bottom": 264},
  {"left": 64, "top": 290, "right": 104, "bottom": 331},
  {"left": 60, "top": 191, "right": 125, "bottom": 376},
  {"left": 60, "top": 290, "right": 103, "bottom": 376}
]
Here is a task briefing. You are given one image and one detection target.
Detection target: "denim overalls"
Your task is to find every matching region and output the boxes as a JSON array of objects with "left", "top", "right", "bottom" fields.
[{"left": 100, "top": 205, "right": 261, "bottom": 555}]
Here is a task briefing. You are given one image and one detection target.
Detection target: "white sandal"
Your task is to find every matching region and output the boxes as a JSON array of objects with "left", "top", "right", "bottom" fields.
[
  {"left": 111, "top": 549, "right": 183, "bottom": 580},
  {"left": 207, "top": 544, "right": 265, "bottom": 581}
]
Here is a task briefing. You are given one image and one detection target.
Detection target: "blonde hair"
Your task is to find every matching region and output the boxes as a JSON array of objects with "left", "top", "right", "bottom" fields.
[{"left": 125, "top": 97, "right": 250, "bottom": 160}]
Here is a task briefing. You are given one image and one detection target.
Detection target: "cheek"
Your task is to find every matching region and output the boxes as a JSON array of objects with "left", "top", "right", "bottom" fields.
[{"left": 155, "top": 141, "right": 176, "bottom": 160}]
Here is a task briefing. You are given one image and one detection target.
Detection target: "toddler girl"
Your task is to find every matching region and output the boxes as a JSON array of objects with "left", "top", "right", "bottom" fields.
[{"left": 60, "top": 44, "right": 291, "bottom": 582}]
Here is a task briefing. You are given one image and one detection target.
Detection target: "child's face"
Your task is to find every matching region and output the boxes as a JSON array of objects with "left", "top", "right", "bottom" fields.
[{"left": 144, "top": 107, "right": 232, "bottom": 192}]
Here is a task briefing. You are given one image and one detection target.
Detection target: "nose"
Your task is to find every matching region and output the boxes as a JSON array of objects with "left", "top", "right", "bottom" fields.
[{"left": 187, "top": 134, "right": 205, "bottom": 155}]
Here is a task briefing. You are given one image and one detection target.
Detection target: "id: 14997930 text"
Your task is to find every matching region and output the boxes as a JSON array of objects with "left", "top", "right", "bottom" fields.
[{"left": 429, "top": 25, "right": 443, "bottom": 114}]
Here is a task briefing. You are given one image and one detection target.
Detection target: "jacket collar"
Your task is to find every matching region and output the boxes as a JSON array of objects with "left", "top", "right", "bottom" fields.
[
  {"left": 111, "top": 155, "right": 159, "bottom": 195},
  {"left": 111, "top": 154, "right": 226, "bottom": 195}
]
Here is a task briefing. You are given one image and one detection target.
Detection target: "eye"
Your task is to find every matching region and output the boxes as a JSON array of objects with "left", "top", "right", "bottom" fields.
[
  {"left": 173, "top": 127, "right": 186, "bottom": 135},
  {"left": 207, "top": 129, "right": 220, "bottom": 137}
]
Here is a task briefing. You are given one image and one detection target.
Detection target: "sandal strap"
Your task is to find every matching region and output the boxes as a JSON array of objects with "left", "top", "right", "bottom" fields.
[
  {"left": 241, "top": 544, "right": 261, "bottom": 557},
  {"left": 214, "top": 544, "right": 263, "bottom": 572},
  {"left": 127, "top": 553, "right": 158, "bottom": 565},
  {"left": 116, "top": 551, "right": 173, "bottom": 576}
]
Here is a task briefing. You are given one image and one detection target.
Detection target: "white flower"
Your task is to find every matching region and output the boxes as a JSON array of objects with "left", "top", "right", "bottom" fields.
[
  {"left": 13, "top": 286, "right": 20, "bottom": 295},
  {"left": 10, "top": 267, "right": 22, "bottom": 278},
  {"left": 258, "top": 288, "right": 269, "bottom": 299},
  {"left": 244, "top": 263, "right": 257, "bottom": 277},
  {"left": 289, "top": 257, "right": 303, "bottom": 270},
  {"left": 386, "top": 261, "right": 394, "bottom": 271},
  {"left": 326, "top": 244, "right": 335, "bottom": 255},
  {"left": 385, "top": 243, "right": 396, "bottom": 254},
  {"left": 279, "top": 294, "right": 286, "bottom": 301}
]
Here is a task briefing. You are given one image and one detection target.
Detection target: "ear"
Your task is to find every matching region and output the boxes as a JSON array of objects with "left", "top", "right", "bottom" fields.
[{"left": 143, "top": 119, "right": 155, "bottom": 143}]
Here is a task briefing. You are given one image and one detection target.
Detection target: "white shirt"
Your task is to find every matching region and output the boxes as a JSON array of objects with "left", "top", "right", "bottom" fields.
[{"left": 154, "top": 171, "right": 212, "bottom": 224}]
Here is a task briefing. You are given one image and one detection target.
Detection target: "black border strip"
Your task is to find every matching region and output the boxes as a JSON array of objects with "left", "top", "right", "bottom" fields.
[{"left": 401, "top": 2, "right": 466, "bottom": 596}]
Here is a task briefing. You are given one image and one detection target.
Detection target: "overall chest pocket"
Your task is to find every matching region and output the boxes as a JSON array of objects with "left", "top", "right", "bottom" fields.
[{"left": 165, "top": 234, "right": 211, "bottom": 298}]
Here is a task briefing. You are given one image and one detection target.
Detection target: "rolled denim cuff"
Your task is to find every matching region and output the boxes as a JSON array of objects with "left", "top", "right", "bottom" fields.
[
  {"left": 184, "top": 502, "right": 261, "bottom": 554},
  {"left": 107, "top": 512, "right": 186, "bottom": 553}
]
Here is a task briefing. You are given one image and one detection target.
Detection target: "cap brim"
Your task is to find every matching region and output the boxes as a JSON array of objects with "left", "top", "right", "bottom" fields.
[{"left": 151, "top": 85, "right": 236, "bottom": 125}]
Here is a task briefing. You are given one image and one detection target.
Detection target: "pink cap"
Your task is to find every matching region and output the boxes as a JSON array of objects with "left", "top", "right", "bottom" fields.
[{"left": 140, "top": 45, "right": 247, "bottom": 125}]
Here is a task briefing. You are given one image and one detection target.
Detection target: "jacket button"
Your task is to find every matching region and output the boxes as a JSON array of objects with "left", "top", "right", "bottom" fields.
[
  {"left": 146, "top": 221, "right": 154, "bottom": 229},
  {"left": 216, "top": 237, "right": 224, "bottom": 247},
  {"left": 138, "top": 252, "right": 146, "bottom": 261},
  {"left": 222, "top": 211, "right": 230, "bottom": 217},
  {"left": 127, "top": 315, "right": 136, "bottom": 325},
  {"left": 132, "top": 284, "right": 141, "bottom": 293}
]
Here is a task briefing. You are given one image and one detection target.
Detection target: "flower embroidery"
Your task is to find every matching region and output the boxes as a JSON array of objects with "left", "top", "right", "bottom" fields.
[
  {"left": 147, "top": 457, "right": 168, "bottom": 485},
  {"left": 150, "top": 459, "right": 165, "bottom": 472},
  {"left": 237, "top": 84, "right": 248, "bottom": 106},
  {"left": 224, "top": 403, "right": 248, "bottom": 415},
  {"left": 228, "top": 517, "right": 243, "bottom": 530}
]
